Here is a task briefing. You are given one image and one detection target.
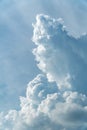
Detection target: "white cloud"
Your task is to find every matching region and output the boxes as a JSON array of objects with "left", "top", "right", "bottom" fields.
[
  {"left": 1, "top": 74, "right": 87, "bottom": 130},
  {"left": 33, "top": 14, "right": 87, "bottom": 94},
  {"left": 1, "top": 14, "right": 87, "bottom": 130}
]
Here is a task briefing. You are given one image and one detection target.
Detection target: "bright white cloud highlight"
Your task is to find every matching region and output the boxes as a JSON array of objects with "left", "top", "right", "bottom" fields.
[{"left": 1, "top": 14, "right": 87, "bottom": 130}]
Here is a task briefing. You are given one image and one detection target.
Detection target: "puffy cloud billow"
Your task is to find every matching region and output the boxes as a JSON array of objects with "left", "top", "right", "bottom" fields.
[
  {"left": 1, "top": 14, "right": 87, "bottom": 130},
  {"left": 33, "top": 14, "right": 87, "bottom": 93}
]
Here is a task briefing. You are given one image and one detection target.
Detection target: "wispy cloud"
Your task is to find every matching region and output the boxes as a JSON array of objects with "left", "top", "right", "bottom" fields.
[{"left": 0, "top": 0, "right": 40, "bottom": 111}]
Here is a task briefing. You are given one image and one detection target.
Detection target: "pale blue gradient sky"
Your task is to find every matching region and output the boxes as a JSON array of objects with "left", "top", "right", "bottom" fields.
[{"left": 0, "top": 0, "right": 87, "bottom": 111}]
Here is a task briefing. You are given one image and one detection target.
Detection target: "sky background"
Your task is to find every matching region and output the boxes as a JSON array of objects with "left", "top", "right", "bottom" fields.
[
  {"left": 0, "top": 0, "right": 87, "bottom": 114},
  {"left": 1, "top": 0, "right": 87, "bottom": 130}
]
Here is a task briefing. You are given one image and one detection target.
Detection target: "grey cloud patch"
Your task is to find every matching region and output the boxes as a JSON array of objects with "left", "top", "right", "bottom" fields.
[{"left": 1, "top": 14, "right": 87, "bottom": 130}]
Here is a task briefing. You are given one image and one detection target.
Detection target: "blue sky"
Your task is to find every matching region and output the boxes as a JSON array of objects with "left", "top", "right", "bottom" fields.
[
  {"left": 0, "top": 0, "right": 41, "bottom": 111},
  {"left": 1, "top": 0, "right": 87, "bottom": 129},
  {"left": 0, "top": 0, "right": 86, "bottom": 112}
]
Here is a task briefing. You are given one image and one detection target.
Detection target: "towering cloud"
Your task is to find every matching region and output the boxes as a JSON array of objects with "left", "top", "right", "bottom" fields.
[
  {"left": 1, "top": 14, "right": 87, "bottom": 130},
  {"left": 33, "top": 14, "right": 87, "bottom": 94}
]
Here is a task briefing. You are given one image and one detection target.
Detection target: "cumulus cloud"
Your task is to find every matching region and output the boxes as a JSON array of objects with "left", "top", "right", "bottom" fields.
[
  {"left": 33, "top": 14, "right": 87, "bottom": 94},
  {"left": 1, "top": 14, "right": 87, "bottom": 130}
]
